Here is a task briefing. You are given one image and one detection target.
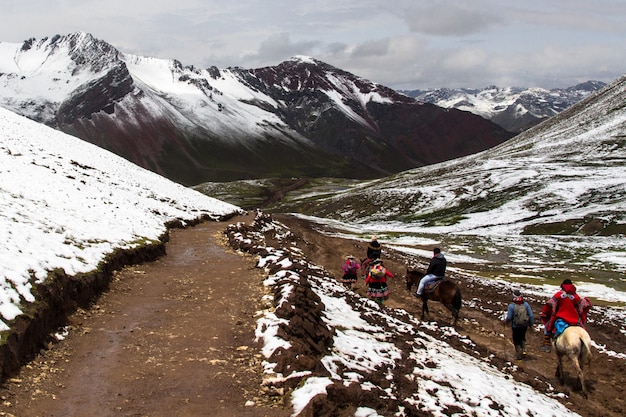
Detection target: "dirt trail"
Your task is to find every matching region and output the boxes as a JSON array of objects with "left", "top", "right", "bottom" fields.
[
  {"left": 0, "top": 214, "right": 290, "bottom": 417},
  {"left": 273, "top": 214, "right": 626, "bottom": 417},
  {"left": 0, "top": 213, "right": 624, "bottom": 417}
]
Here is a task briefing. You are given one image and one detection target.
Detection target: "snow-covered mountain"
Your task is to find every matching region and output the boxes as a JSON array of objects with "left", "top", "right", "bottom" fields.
[
  {"left": 0, "top": 32, "right": 511, "bottom": 185},
  {"left": 401, "top": 81, "right": 606, "bottom": 132},
  {"left": 273, "top": 74, "right": 626, "bottom": 291}
]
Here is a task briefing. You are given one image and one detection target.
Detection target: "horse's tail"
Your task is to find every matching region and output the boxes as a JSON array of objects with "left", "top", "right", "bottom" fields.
[
  {"left": 579, "top": 334, "right": 592, "bottom": 369},
  {"left": 453, "top": 287, "right": 462, "bottom": 312}
]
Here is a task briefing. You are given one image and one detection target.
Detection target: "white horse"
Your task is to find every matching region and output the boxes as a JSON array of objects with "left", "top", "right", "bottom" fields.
[{"left": 554, "top": 325, "right": 592, "bottom": 397}]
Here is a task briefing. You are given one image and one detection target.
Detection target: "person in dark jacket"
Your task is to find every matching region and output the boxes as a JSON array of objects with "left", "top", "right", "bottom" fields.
[
  {"left": 504, "top": 289, "right": 534, "bottom": 360},
  {"left": 361, "top": 236, "right": 382, "bottom": 276},
  {"left": 415, "top": 247, "right": 446, "bottom": 296}
]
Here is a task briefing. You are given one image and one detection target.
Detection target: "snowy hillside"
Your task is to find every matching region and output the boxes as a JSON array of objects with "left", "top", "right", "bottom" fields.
[
  {"left": 402, "top": 81, "right": 606, "bottom": 132},
  {"left": 276, "top": 75, "right": 626, "bottom": 297},
  {"left": 0, "top": 107, "right": 242, "bottom": 331},
  {"left": 224, "top": 215, "right": 588, "bottom": 417}
]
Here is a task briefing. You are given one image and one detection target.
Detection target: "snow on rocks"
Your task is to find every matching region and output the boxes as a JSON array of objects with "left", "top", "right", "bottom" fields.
[{"left": 224, "top": 212, "right": 581, "bottom": 416}]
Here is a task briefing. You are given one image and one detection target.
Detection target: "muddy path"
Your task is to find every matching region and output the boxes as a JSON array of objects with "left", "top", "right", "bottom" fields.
[
  {"left": 0, "top": 213, "right": 624, "bottom": 417},
  {"left": 0, "top": 214, "right": 290, "bottom": 417}
]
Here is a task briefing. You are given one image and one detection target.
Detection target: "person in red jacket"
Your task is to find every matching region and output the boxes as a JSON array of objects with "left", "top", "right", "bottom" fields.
[
  {"left": 544, "top": 279, "right": 591, "bottom": 341},
  {"left": 366, "top": 259, "right": 393, "bottom": 305}
]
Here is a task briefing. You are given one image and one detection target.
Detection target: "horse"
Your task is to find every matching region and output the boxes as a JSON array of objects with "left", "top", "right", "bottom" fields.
[
  {"left": 404, "top": 269, "right": 462, "bottom": 327},
  {"left": 554, "top": 325, "right": 592, "bottom": 398}
]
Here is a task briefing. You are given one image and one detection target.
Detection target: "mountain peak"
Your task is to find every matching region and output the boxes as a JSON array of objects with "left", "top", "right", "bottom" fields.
[
  {"left": 0, "top": 32, "right": 512, "bottom": 184},
  {"left": 14, "top": 32, "right": 121, "bottom": 75},
  {"left": 288, "top": 55, "right": 319, "bottom": 65},
  {"left": 403, "top": 81, "right": 608, "bottom": 132}
]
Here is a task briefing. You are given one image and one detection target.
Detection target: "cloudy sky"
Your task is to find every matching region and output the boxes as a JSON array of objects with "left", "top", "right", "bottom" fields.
[{"left": 1, "top": 0, "right": 624, "bottom": 90}]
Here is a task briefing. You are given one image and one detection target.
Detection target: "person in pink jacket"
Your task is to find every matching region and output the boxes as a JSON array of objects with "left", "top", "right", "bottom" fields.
[{"left": 341, "top": 255, "right": 360, "bottom": 289}]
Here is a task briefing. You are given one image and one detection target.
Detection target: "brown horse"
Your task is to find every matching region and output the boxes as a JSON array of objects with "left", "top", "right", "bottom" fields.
[
  {"left": 555, "top": 325, "right": 592, "bottom": 398},
  {"left": 404, "top": 269, "right": 462, "bottom": 327}
]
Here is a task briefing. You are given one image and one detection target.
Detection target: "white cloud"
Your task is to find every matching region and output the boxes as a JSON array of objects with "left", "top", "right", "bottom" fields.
[{"left": 1, "top": 0, "right": 625, "bottom": 89}]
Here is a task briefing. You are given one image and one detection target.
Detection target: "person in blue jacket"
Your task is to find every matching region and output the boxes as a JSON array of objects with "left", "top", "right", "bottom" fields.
[{"left": 503, "top": 289, "right": 534, "bottom": 360}]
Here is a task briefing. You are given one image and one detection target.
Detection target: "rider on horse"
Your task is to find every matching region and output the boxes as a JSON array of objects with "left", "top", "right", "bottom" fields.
[
  {"left": 542, "top": 279, "right": 592, "bottom": 351},
  {"left": 415, "top": 247, "right": 446, "bottom": 296}
]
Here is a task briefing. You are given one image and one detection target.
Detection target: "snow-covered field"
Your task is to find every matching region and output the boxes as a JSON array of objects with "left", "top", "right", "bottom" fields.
[{"left": 0, "top": 107, "right": 242, "bottom": 330}]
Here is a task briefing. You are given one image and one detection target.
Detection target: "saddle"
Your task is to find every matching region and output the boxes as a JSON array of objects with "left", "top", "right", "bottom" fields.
[{"left": 424, "top": 277, "right": 445, "bottom": 294}]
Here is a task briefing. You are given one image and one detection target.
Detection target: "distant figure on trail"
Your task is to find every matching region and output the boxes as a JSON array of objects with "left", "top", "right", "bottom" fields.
[
  {"left": 365, "top": 259, "right": 393, "bottom": 305},
  {"left": 503, "top": 289, "right": 534, "bottom": 360},
  {"left": 542, "top": 279, "right": 591, "bottom": 350},
  {"left": 361, "top": 236, "right": 382, "bottom": 276},
  {"left": 341, "top": 255, "right": 360, "bottom": 290},
  {"left": 415, "top": 248, "right": 446, "bottom": 296}
]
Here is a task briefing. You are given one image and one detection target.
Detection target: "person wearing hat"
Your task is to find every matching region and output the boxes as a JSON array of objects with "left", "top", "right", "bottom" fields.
[
  {"left": 544, "top": 279, "right": 588, "bottom": 342},
  {"left": 365, "top": 259, "right": 393, "bottom": 305},
  {"left": 415, "top": 247, "right": 446, "bottom": 296},
  {"left": 341, "top": 255, "right": 360, "bottom": 290},
  {"left": 503, "top": 289, "right": 534, "bottom": 360},
  {"left": 362, "top": 236, "right": 382, "bottom": 277}
]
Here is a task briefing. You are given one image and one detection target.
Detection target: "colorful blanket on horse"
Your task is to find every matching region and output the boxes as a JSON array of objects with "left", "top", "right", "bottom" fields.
[{"left": 554, "top": 318, "right": 573, "bottom": 338}]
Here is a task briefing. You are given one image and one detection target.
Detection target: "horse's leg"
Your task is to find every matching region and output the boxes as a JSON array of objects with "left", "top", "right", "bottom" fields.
[
  {"left": 451, "top": 307, "right": 459, "bottom": 327},
  {"left": 556, "top": 352, "right": 564, "bottom": 383},
  {"left": 570, "top": 354, "right": 587, "bottom": 397},
  {"left": 442, "top": 302, "right": 458, "bottom": 327},
  {"left": 421, "top": 298, "right": 429, "bottom": 320},
  {"left": 577, "top": 341, "right": 592, "bottom": 398}
]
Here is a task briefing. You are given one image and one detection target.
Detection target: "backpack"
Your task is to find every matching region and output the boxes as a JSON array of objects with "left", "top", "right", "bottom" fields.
[
  {"left": 513, "top": 303, "right": 529, "bottom": 326},
  {"left": 370, "top": 265, "right": 386, "bottom": 278}
]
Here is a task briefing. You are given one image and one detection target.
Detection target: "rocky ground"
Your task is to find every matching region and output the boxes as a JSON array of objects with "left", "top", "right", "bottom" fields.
[{"left": 0, "top": 212, "right": 624, "bottom": 417}]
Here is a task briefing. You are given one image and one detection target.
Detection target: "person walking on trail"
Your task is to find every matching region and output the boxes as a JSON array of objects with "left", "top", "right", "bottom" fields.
[
  {"left": 415, "top": 247, "right": 446, "bottom": 296},
  {"left": 365, "top": 259, "right": 393, "bottom": 305},
  {"left": 341, "top": 255, "right": 360, "bottom": 290},
  {"left": 542, "top": 279, "right": 592, "bottom": 350},
  {"left": 362, "top": 236, "right": 382, "bottom": 276},
  {"left": 503, "top": 289, "right": 534, "bottom": 360}
]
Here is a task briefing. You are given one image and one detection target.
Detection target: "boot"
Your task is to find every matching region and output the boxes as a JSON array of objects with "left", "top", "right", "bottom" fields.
[
  {"left": 540, "top": 334, "right": 551, "bottom": 352},
  {"left": 515, "top": 345, "right": 523, "bottom": 360},
  {"left": 521, "top": 341, "right": 527, "bottom": 359}
]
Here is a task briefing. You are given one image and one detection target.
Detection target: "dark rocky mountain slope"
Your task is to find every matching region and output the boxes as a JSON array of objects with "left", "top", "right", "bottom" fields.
[{"left": 0, "top": 33, "right": 513, "bottom": 185}]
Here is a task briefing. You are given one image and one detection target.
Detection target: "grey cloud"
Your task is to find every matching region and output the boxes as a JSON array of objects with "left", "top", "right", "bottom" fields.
[
  {"left": 240, "top": 33, "right": 320, "bottom": 67},
  {"left": 402, "top": 3, "right": 498, "bottom": 36}
]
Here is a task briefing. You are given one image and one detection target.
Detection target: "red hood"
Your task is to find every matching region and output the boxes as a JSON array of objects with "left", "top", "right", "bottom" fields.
[{"left": 561, "top": 283, "right": 577, "bottom": 294}]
